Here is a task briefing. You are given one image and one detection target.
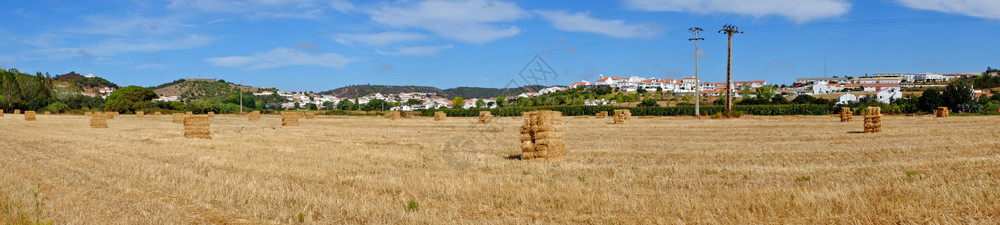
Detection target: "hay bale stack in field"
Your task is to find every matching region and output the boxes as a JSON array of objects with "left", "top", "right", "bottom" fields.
[
  {"left": 0, "top": 109, "right": 4, "bottom": 117},
  {"left": 936, "top": 107, "right": 949, "bottom": 117},
  {"left": 154, "top": 111, "right": 162, "bottom": 116},
  {"left": 90, "top": 113, "right": 108, "bottom": 128},
  {"left": 44, "top": 111, "right": 51, "bottom": 115},
  {"left": 386, "top": 111, "right": 402, "bottom": 120},
  {"left": 183, "top": 115, "right": 211, "bottom": 139},
  {"left": 434, "top": 111, "right": 446, "bottom": 121},
  {"left": 84, "top": 111, "right": 91, "bottom": 116},
  {"left": 24, "top": 111, "right": 36, "bottom": 121},
  {"left": 248, "top": 111, "right": 261, "bottom": 121},
  {"left": 613, "top": 109, "right": 628, "bottom": 124},
  {"left": 520, "top": 110, "right": 566, "bottom": 160},
  {"left": 478, "top": 111, "right": 493, "bottom": 124},
  {"left": 14, "top": 109, "right": 20, "bottom": 114},
  {"left": 186, "top": 111, "right": 193, "bottom": 115},
  {"left": 305, "top": 112, "right": 316, "bottom": 119},
  {"left": 840, "top": 107, "right": 852, "bottom": 122},
  {"left": 282, "top": 112, "right": 300, "bottom": 126},
  {"left": 172, "top": 113, "right": 184, "bottom": 123},
  {"left": 624, "top": 110, "right": 632, "bottom": 120},
  {"left": 105, "top": 112, "right": 116, "bottom": 119},
  {"left": 137, "top": 111, "right": 145, "bottom": 118},
  {"left": 864, "top": 107, "right": 882, "bottom": 133},
  {"left": 596, "top": 111, "right": 608, "bottom": 118},
  {"left": 207, "top": 111, "right": 215, "bottom": 117}
]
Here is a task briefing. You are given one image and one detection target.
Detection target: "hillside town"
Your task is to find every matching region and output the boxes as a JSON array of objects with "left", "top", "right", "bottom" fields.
[{"left": 76, "top": 71, "right": 992, "bottom": 111}]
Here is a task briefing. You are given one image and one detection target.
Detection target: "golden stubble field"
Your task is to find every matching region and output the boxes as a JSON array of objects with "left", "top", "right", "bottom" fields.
[{"left": 1, "top": 113, "right": 999, "bottom": 224}]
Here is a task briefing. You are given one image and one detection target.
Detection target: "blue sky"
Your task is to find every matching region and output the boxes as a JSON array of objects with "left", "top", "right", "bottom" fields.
[{"left": 1, "top": 0, "right": 998, "bottom": 91}]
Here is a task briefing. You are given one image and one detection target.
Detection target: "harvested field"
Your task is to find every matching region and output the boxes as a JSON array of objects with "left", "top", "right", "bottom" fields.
[{"left": 1, "top": 115, "right": 1000, "bottom": 224}]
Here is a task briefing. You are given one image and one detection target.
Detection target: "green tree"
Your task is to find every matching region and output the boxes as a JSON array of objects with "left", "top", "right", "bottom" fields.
[
  {"left": 405, "top": 99, "right": 423, "bottom": 106},
  {"left": 637, "top": 98, "right": 659, "bottom": 107},
  {"left": 104, "top": 86, "right": 158, "bottom": 113},
  {"left": 307, "top": 103, "right": 318, "bottom": 110},
  {"left": 337, "top": 100, "right": 354, "bottom": 110},
  {"left": 452, "top": 97, "right": 465, "bottom": 108},
  {"left": 917, "top": 88, "right": 943, "bottom": 113},
  {"left": 366, "top": 99, "right": 388, "bottom": 111},
  {"left": 942, "top": 80, "right": 974, "bottom": 110},
  {"left": 475, "top": 99, "right": 486, "bottom": 108},
  {"left": 771, "top": 95, "right": 789, "bottom": 104}
]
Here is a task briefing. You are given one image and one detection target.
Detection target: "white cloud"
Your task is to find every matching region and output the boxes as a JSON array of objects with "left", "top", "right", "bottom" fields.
[
  {"left": 330, "top": 0, "right": 357, "bottom": 13},
  {"left": 167, "top": 0, "right": 317, "bottom": 13},
  {"left": 74, "top": 15, "right": 194, "bottom": 36},
  {"left": 894, "top": 0, "right": 1000, "bottom": 19},
  {"left": 622, "top": 0, "right": 851, "bottom": 23},
  {"left": 367, "top": 0, "right": 528, "bottom": 43},
  {"left": 535, "top": 10, "right": 661, "bottom": 39},
  {"left": 206, "top": 47, "right": 358, "bottom": 69},
  {"left": 247, "top": 9, "right": 325, "bottom": 20},
  {"left": 34, "top": 34, "right": 214, "bottom": 59},
  {"left": 334, "top": 32, "right": 429, "bottom": 46},
  {"left": 376, "top": 44, "right": 454, "bottom": 56}
]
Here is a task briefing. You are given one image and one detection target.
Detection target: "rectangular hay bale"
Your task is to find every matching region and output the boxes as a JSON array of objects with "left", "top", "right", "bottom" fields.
[
  {"left": 434, "top": 111, "right": 446, "bottom": 121},
  {"left": 520, "top": 110, "right": 565, "bottom": 160},
  {"left": 90, "top": 113, "right": 108, "bottom": 128},
  {"left": 183, "top": 115, "right": 211, "bottom": 139},
  {"left": 282, "top": 112, "right": 300, "bottom": 126},
  {"left": 24, "top": 111, "right": 36, "bottom": 121}
]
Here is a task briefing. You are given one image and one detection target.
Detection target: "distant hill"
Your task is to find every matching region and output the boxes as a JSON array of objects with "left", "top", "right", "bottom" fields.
[
  {"left": 53, "top": 72, "right": 119, "bottom": 94},
  {"left": 320, "top": 84, "right": 550, "bottom": 99},
  {"left": 321, "top": 85, "right": 443, "bottom": 99},
  {"left": 152, "top": 79, "right": 271, "bottom": 101}
]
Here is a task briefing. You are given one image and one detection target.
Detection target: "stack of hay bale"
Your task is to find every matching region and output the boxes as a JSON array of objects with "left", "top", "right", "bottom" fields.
[
  {"left": 207, "top": 111, "right": 215, "bottom": 117},
  {"left": 186, "top": 111, "right": 193, "bottom": 115},
  {"left": 137, "top": 111, "right": 145, "bottom": 118},
  {"left": 840, "top": 107, "right": 852, "bottom": 122},
  {"left": 613, "top": 109, "right": 629, "bottom": 124},
  {"left": 936, "top": 107, "right": 949, "bottom": 117},
  {"left": 282, "top": 112, "right": 300, "bottom": 126},
  {"left": 154, "top": 111, "right": 162, "bottom": 116},
  {"left": 596, "top": 111, "right": 608, "bottom": 119},
  {"left": 84, "top": 111, "right": 92, "bottom": 116},
  {"left": 478, "top": 111, "right": 493, "bottom": 124},
  {"left": 248, "top": 111, "right": 261, "bottom": 121},
  {"left": 90, "top": 112, "right": 107, "bottom": 128},
  {"left": 106, "top": 112, "right": 116, "bottom": 119},
  {"left": 44, "top": 111, "right": 51, "bottom": 115},
  {"left": 386, "top": 111, "right": 401, "bottom": 120},
  {"left": 520, "top": 110, "right": 566, "bottom": 160},
  {"left": 305, "top": 112, "right": 316, "bottom": 119},
  {"left": 24, "top": 111, "right": 36, "bottom": 121},
  {"left": 0, "top": 109, "right": 4, "bottom": 117},
  {"left": 172, "top": 113, "right": 184, "bottom": 123},
  {"left": 864, "top": 107, "right": 882, "bottom": 133},
  {"left": 434, "top": 111, "right": 446, "bottom": 121},
  {"left": 14, "top": 109, "right": 20, "bottom": 114},
  {"left": 183, "top": 115, "right": 211, "bottom": 139}
]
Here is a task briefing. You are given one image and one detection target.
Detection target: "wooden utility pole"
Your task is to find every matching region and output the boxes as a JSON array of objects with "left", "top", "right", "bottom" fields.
[
  {"left": 689, "top": 27, "right": 704, "bottom": 117},
  {"left": 719, "top": 24, "right": 742, "bottom": 117}
]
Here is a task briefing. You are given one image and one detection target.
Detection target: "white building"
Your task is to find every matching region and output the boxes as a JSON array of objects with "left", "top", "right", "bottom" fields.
[
  {"left": 837, "top": 93, "right": 857, "bottom": 104},
  {"left": 876, "top": 88, "right": 903, "bottom": 104}
]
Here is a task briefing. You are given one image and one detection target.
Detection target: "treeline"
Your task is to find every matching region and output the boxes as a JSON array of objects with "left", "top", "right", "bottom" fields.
[{"left": 0, "top": 68, "right": 106, "bottom": 112}]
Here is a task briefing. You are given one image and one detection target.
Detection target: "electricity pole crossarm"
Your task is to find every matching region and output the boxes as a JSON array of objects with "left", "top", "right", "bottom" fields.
[
  {"left": 688, "top": 27, "right": 704, "bottom": 117},
  {"left": 719, "top": 24, "right": 743, "bottom": 117}
]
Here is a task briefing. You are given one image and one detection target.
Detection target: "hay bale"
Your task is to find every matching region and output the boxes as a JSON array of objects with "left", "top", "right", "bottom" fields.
[
  {"left": 84, "top": 111, "right": 91, "bottom": 116},
  {"left": 840, "top": 107, "right": 853, "bottom": 122},
  {"left": 282, "top": 112, "right": 300, "bottom": 126},
  {"left": 207, "top": 111, "right": 215, "bottom": 117},
  {"left": 386, "top": 111, "right": 401, "bottom": 120},
  {"left": 44, "top": 111, "right": 51, "bottom": 115},
  {"left": 613, "top": 109, "right": 627, "bottom": 124},
  {"left": 183, "top": 115, "right": 211, "bottom": 139},
  {"left": 14, "top": 109, "right": 21, "bottom": 114},
  {"left": 90, "top": 113, "right": 108, "bottom": 128},
  {"left": 186, "top": 111, "right": 193, "bottom": 115},
  {"left": 24, "top": 111, "right": 36, "bottom": 121},
  {"left": 105, "top": 112, "right": 116, "bottom": 119},
  {"left": 248, "top": 111, "right": 261, "bottom": 121},
  {"left": 478, "top": 111, "right": 493, "bottom": 124},
  {"left": 936, "top": 107, "right": 949, "bottom": 117},
  {"left": 434, "top": 111, "right": 446, "bottom": 121},
  {"left": 305, "top": 112, "right": 316, "bottom": 119},
  {"left": 154, "top": 111, "right": 162, "bottom": 116},
  {"left": 520, "top": 110, "right": 566, "bottom": 160},
  {"left": 137, "top": 111, "right": 145, "bottom": 118},
  {"left": 595, "top": 111, "right": 608, "bottom": 119},
  {"left": 172, "top": 113, "right": 184, "bottom": 123},
  {"left": 0, "top": 109, "right": 4, "bottom": 117},
  {"left": 863, "top": 107, "right": 882, "bottom": 133}
]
